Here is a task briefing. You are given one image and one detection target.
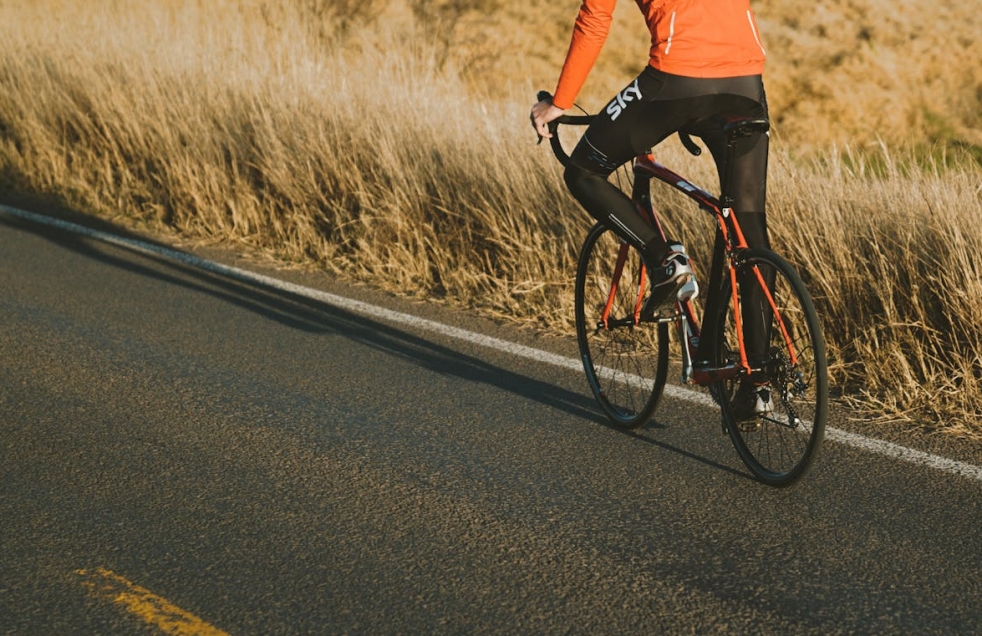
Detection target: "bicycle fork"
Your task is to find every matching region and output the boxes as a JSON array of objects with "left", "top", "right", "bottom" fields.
[{"left": 600, "top": 169, "right": 662, "bottom": 329}]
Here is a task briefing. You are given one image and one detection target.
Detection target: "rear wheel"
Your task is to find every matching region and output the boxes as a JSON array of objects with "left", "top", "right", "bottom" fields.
[
  {"left": 575, "top": 223, "right": 669, "bottom": 429},
  {"left": 711, "top": 248, "right": 828, "bottom": 486}
]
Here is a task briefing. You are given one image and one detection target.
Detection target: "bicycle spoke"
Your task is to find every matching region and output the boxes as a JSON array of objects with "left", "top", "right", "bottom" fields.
[
  {"left": 576, "top": 224, "right": 669, "bottom": 429},
  {"left": 713, "top": 249, "right": 828, "bottom": 486}
]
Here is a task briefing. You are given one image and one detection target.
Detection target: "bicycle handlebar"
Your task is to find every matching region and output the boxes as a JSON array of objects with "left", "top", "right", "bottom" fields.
[
  {"left": 536, "top": 91, "right": 592, "bottom": 167},
  {"left": 535, "top": 90, "right": 702, "bottom": 167}
]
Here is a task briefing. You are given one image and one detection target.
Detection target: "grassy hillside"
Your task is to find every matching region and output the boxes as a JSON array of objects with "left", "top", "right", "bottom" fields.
[
  {"left": 453, "top": 0, "right": 982, "bottom": 151},
  {"left": 1, "top": 0, "right": 980, "bottom": 437}
]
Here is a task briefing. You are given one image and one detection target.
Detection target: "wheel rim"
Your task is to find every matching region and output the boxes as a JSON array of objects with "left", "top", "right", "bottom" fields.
[
  {"left": 716, "top": 251, "right": 827, "bottom": 485},
  {"left": 575, "top": 225, "right": 668, "bottom": 428}
]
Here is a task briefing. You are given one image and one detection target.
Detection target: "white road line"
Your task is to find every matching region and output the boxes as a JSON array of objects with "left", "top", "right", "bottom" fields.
[{"left": 4, "top": 203, "right": 981, "bottom": 483}]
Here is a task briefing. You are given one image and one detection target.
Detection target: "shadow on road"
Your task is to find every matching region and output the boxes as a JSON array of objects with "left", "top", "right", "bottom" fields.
[{"left": 0, "top": 199, "right": 744, "bottom": 479}]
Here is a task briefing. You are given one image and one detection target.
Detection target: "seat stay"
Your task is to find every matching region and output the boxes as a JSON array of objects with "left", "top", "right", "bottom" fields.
[{"left": 750, "top": 263, "right": 800, "bottom": 367}]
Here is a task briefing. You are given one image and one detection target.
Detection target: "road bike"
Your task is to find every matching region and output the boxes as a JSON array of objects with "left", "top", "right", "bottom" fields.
[{"left": 538, "top": 92, "right": 828, "bottom": 486}]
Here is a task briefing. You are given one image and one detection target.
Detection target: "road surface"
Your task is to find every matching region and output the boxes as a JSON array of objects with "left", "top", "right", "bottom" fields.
[{"left": 1, "top": 201, "right": 980, "bottom": 634}]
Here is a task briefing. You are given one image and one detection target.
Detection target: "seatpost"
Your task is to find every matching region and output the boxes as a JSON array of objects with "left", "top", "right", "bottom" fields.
[{"left": 719, "top": 136, "right": 740, "bottom": 212}]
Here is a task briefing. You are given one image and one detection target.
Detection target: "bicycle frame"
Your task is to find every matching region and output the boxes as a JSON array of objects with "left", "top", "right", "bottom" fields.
[
  {"left": 595, "top": 152, "right": 800, "bottom": 387},
  {"left": 544, "top": 91, "right": 827, "bottom": 484}
]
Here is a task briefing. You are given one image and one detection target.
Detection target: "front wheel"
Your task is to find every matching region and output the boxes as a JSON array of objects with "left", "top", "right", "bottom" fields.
[
  {"left": 575, "top": 223, "right": 669, "bottom": 429},
  {"left": 710, "top": 249, "right": 828, "bottom": 486}
]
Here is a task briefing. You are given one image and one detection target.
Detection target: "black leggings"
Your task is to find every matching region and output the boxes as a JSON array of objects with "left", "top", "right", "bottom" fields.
[
  {"left": 565, "top": 67, "right": 772, "bottom": 363},
  {"left": 564, "top": 66, "right": 769, "bottom": 264}
]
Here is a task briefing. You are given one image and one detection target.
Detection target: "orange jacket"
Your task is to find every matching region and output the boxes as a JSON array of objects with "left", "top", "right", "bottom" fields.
[{"left": 553, "top": 0, "right": 767, "bottom": 110}]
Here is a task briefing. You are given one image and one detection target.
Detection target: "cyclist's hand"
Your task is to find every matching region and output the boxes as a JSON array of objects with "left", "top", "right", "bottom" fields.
[{"left": 530, "top": 98, "right": 564, "bottom": 142}]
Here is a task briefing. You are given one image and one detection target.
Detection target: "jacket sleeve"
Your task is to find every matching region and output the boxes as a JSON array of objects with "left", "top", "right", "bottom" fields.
[{"left": 552, "top": 0, "right": 617, "bottom": 110}]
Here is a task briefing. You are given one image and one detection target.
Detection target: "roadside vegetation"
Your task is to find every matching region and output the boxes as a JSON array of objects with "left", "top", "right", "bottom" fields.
[{"left": 1, "top": 0, "right": 980, "bottom": 438}]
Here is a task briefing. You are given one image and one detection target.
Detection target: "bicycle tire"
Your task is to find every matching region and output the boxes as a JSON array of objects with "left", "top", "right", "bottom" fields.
[
  {"left": 710, "top": 248, "right": 828, "bottom": 486},
  {"left": 575, "top": 223, "right": 670, "bottom": 429}
]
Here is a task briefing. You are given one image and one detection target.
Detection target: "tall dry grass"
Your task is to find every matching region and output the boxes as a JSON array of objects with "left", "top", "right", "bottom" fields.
[
  {"left": 0, "top": 0, "right": 583, "bottom": 318},
  {"left": 472, "top": 0, "right": 982, "bottom": 150},
  {"left": 1, "top": 0, "right": 980, "bottom": 437}
]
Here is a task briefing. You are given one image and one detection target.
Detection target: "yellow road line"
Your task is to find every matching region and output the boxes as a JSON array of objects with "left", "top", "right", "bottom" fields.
[{"left": 76, "top": 567, "right": 229, "bottom": 636}]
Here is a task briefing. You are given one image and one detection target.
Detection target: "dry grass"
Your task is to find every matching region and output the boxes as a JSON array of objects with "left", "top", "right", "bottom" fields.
[
  {"left": 1, "top": 0, "right": 980, "bottom": 438},
  {"left": 472, "top": 0, "right": 982, "bottom": 150}
]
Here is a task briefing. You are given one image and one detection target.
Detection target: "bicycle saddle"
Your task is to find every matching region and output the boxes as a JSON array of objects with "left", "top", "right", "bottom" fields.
[{"left": 720, "top": 115, "right": 770, "bottom": 138}]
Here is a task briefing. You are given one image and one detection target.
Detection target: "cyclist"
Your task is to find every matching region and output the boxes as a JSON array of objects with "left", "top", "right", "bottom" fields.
[{"left": 530, "top": 0, "right": 773, "bottom": 424}]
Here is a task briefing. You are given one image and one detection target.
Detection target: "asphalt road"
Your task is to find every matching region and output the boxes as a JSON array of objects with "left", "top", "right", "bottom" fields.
[{"left": 1, "top": 202, "right": 980, "bottom": 635}]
